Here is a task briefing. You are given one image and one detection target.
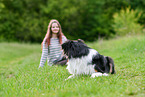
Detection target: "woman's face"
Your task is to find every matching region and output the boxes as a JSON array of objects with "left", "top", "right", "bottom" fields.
[{"left": 51, "top": 22, "right": 59, "bottom": 34}]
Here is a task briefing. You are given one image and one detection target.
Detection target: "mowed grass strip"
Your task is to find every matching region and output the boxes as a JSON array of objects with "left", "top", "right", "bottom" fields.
[{"left": 0, "top": 35, "right": 145, "bottom": 97}]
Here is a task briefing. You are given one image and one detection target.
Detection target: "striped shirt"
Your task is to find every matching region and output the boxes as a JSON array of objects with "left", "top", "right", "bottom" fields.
[{"left": 39, "top": 36, "right": 67, "bottom": 67}]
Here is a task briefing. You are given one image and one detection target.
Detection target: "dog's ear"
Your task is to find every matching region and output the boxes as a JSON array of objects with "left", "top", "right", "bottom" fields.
[{"left": 78, "top": 39, "right": 85, "bottom": 43}]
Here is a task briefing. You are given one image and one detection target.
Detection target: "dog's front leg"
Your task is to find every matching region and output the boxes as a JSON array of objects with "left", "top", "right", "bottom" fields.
[{"left": 65, "top": 74, "right": 75, "bottom": 81}]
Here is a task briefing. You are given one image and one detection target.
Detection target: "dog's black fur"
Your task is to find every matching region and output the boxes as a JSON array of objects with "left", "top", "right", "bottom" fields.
[
  {"left": 92, "top": 54, "right": 115, "bottom": 74},
  {"left": 62, "top": 39, "right": 116, "bottom": 74}
]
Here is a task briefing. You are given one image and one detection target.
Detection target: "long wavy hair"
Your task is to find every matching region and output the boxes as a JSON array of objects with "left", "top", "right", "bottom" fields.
[{"left": 41, "top": 19, "right": 64, "bottom": 50}]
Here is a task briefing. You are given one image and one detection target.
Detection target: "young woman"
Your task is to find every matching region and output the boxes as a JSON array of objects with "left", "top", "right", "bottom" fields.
[{"left": 39, "top": 19, "right": 68, "bottom": 68}]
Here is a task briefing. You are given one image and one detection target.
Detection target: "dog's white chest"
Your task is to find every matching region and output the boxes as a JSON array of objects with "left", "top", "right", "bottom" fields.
[
  {"left": 66, "top": 49, "right": 97, "bottom": 75},
  {"left": 67, "top": 58, "right": 95, "bottom": 75}
]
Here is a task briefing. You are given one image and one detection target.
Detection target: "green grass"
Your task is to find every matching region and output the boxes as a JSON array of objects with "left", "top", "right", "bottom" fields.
[{"left": 0, "top": 35, "right": 145, "bottom": 97}]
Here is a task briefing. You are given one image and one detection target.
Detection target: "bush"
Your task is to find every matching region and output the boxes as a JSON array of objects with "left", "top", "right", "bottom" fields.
[
  {"left": 112, "top": 7, "right": 143, "bottom": 36},
  {"left": 0, "top": 0, "right": 144, "bottom": 42}
]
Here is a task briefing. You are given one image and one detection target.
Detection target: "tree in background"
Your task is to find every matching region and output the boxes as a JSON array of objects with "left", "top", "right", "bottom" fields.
[
  {"left": 112, "top": 7, "right": 143, "bottom": 36},
  {"left": 0, "top": 0, "right": 144, "bottom": 42}
]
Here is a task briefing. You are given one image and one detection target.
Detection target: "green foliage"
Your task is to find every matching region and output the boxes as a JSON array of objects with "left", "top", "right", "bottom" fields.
[
  {"left": 0, "top": 0, "right": 47, "bottom": 42},
  {"left": 112, "top": 7, "right": 143, "bottom": 36},
  {"left": 0, "top": 35, "right": 145, "bottom": 96},
  {"left": 129, "top": 0, "right": 145, "bottom": 25},
  {"left": 0, "top": 0, "right": 144, "bottom": 42}
]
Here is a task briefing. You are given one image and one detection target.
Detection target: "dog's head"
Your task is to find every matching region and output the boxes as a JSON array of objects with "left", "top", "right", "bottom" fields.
[
  {"left": 61, "top": 39, "right": 89, "bottom": 58},
  {"left": 106, "top": 56, "right": 116, "bottom": 74}
]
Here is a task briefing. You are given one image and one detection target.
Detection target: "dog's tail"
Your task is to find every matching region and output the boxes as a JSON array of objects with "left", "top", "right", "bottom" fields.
[{"left": 106, "top": 56, "right": 116, "bottom": 74}]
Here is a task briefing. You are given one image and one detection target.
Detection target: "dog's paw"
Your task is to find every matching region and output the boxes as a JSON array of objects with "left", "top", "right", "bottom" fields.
[
  {"left": 91, "top": 72, "right": 103, "bottom": 78},
  {"left": 102, "top": 73, "right": 109, "bottom": 76},
  {"left": 91, "top": 72, "right": 108, "bottom": 78}
]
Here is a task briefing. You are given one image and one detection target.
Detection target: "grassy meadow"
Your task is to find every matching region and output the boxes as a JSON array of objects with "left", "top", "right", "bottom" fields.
[{"left": 0, "top": 35, "right": 145, "bottom": 97}]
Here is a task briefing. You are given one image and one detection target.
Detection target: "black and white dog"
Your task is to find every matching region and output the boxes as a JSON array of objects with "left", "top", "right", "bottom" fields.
[{"left": 61, "top": 39, "right": 115, "bottom": 80}]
